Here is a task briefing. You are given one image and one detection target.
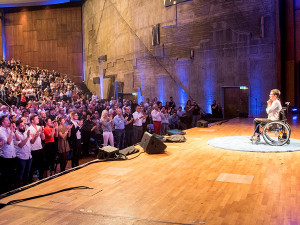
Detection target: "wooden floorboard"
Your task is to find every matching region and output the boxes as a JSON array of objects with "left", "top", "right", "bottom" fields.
[{"left": 1, "top": 117, "right": 300, "bottom": 225}]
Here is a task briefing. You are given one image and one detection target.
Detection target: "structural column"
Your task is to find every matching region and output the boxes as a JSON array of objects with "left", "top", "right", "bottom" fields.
[{"left": 283, "top": 0, "right": 295, "bottom": 105}]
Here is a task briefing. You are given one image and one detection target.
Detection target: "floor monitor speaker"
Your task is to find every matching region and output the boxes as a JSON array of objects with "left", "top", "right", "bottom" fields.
[
  {"left": 197, "top": 120, "right": 209, "bottom": 128},
  {"left": 140, "top": 132, "right": 166, "bottom": 154},
  {"left": 98, "top": 146, "right": 119, "bottom": 159}
]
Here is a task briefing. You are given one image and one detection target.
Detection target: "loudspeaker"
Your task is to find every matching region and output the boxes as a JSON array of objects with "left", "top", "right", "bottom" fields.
[
  {"left": 260, "top": 16, "right": 264, "bottom": 38},
  {"left": 190, "top": 48, "right": 194, "bottom": 59},
  {"left": 98, "top": 55, "right": 107, "bottom": 63},
  {"left": 93, "top": 77, "right": 100, "bottom": 84},
  {"left": 97, "top": 146, "right": 119, "bottom": 159},
  {"left": 164, "top": 0, "right": 192, "bottom": 7},
  {"left": 197, "top": 120, "right": 209, "bottom": 128},
  {"left": 152, "top": 24, "right": 160, "bottom": 46},
  {"left": 140, "top": 132, "right": 166, "bottom": 154}
]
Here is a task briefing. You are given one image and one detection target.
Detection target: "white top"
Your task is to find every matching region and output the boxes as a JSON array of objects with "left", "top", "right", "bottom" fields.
[
  {"left": 0, "top": 126, "right": 16, "bottom": 158},
  {"left": 92, "top": 94, "right": 98, "bottom": 100},
  {"left": 266, "top": 99, "right": 282, "bottom": 120},
  {"left": 28, "top": 125, "right": 43, "bottom": 151},
  {"left": 133, "top": 112, "right": 145, "bottom": 126},
  {"left": 161, "top": 113, "right": 170, "bottom": 124},
  {"left": 15, "top": 130, "right": 32, "bottom": 160},
  {"left": 177, "top": 111, "right": 184, "bottom": 117},
  {"left": 71, "top": 120, "right": 81, "bottom": 139},
  {"left": 151, "top": 109, "right": 162, "bottom": 122}
]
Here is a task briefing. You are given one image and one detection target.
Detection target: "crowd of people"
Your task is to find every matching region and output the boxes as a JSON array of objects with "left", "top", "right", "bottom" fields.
[{"left": 0, "top": 58, "right": 222, "bottom": 194}]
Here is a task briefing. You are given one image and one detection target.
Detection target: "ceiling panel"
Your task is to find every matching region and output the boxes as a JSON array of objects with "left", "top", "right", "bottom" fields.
[{"left": 0, "top": 0, "right": 81, "bottom": 8}]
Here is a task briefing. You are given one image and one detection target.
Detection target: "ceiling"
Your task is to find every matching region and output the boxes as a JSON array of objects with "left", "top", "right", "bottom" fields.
[{"left": 0, "top": 0, "right": 82, "bottom": 8}]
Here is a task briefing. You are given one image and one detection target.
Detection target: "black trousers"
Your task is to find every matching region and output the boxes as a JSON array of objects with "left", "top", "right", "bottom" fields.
[
  {"left": 133, "top": 126, "right": 143, "bottom": 144},
  {"left": 44, "top": 142, "right": 56, "bottom": 172},
  {"left": 125, "top": 129, "right": 133, "bottom": 147},
  {"left": 71, "top": 139, "right": 81, "bottom": 168},
  {"left": 29, "top": 149, "right": 45, "bottom": 182},
  {"left": 0, "top": 157, "right": 17, "bottom": 193},
  {"left": 253, "top": 118, "right": 272, "bottom": 133}
]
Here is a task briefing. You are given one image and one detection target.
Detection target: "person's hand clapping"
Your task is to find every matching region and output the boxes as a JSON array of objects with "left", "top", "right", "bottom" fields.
[
  {"left": 27, "top": 129, "right": 31, "bottom": 138},
  {"left": 10, "top": 124, "right": 15, "bottom": 133},
  {"left": 68, "top": 124, "right": 73, "bottom": 130}
]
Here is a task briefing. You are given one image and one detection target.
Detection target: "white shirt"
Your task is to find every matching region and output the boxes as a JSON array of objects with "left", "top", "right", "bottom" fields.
[
  {"left": 161, "top": 113, "right": 170, "bottom": 124},
  {"left": 151, "top": 109, "right": 162, "bottom": 122},
  {"left": 266, "top": 99, "right": 282, "bottom": 120},
  {"left": 28, "top": 125, "right": 43, "bottom": 151},
  {"left": 92, "top": 94, "right": 98, "bottom": 100},
  {"left": 15, "top": 130, "right": 32, "bottom": 160},
  {"left": 177, "top": 111, "right": 184, "bottom": 117},
  {"left": 71, "top": 119, "right": 81, "bottom": 139},
  {"left": 0, "top": 126, "right": 16, "bottom": 158},
  {"left": 133, "top": 112, "right": 145, "bottom": 126}
]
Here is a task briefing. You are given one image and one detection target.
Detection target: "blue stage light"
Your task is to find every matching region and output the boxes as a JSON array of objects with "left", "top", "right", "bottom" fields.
[
  {"left": 0, "top": 0, "right": 81, "bottom": 8},
  {"left": 292, "top": 108, "right": 298, "bottom": 114}
]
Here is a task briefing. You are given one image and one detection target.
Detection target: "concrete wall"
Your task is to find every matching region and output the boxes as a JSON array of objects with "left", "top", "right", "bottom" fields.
[{"left": 83, "top": 0, "right": 277, "bottom": 115}]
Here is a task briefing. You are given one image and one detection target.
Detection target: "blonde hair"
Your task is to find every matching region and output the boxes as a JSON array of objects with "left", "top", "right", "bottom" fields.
[
  {"left": 271, "top": 89, "right": 281, "bottom": 99},
  {"left": 100, "top": 110, "right": 109, "bottom": 122}
]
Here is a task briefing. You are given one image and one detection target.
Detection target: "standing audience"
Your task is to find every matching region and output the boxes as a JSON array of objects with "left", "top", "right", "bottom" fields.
[
  {"left": 57, "top": 118, "right": 72, "bottom": 172},
  {"left": 0, "top": 58, "right": 209, "bottom": 194},
  {"left": 100, "top": 110, "right": 114, "bottom": 147},
  {"left": 15, "top": 119, "right": 32, "bottom": 187}
]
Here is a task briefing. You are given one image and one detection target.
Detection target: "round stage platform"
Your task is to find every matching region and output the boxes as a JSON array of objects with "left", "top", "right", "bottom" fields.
[{"left": 207, "top": 136, "right": 300, "bottom": 152}]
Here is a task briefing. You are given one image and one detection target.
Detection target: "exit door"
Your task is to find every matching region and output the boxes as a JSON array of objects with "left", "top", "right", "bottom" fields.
[{"left": 223, "top": 87, "right": 249, "bottom": 119}]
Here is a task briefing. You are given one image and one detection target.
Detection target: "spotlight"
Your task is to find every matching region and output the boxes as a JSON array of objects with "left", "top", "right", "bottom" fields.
[{"left": 291, "top": 107, "right": 298, "bottom": 114}]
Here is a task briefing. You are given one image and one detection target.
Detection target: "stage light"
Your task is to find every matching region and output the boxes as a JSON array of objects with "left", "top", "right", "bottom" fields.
[
  {"left": 240, "top": 86, "right": 248, "bottom": 90},
  {"left": 293, "top": 115, "right": 297, "bottom": 120},
  {"left": 292, "top": 107, "right": 298, "bottom": 114}
]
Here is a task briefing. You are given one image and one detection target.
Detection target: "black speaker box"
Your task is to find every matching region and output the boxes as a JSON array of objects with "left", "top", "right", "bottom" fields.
[
  {"left": 140, "top": 132, "right": 166, "bottom": 154},
  {"left": 197, "top": 120, "right": 209, "bottom": 128},
  {"left": 93, "top": 77, "right": 100, "bottom": 84},
  {"left": 98, "top": 55, "right": 107, "bottom": 62},
  {"left": 97, "top": 146, "right": 119, "bottom": 159}
]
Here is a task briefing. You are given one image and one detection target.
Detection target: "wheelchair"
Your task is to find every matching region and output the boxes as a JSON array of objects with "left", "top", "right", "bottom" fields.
[{"left": 251, "top": 106, "right": 291, "bottom": 146}]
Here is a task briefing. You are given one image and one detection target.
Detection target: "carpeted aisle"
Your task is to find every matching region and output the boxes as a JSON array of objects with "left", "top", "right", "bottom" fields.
[{"left": 207, "top": 136, "right": 300, "bottom": 152}]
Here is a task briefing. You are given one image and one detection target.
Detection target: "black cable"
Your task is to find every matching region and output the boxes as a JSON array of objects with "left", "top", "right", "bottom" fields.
[
  {"left": 0, "top": 97, "right": 12, "bottom": 110},
  {"left": 0, "top": 146, "right": 144, "bottom": 200},
  {"left": 0, "top": 159, "right": 106, "bottom": 199},
  {"left": 126, "top": 151, "right": 144, "bottom": 160},
  {"left": 6, "top": 186, "right": 92, "bottom": 206},
  {"left": 107, "top": 0, "right": 194, "bottom": 101},
  {"left": 96, "top": 0, "right": 107, "bottom": 42}
]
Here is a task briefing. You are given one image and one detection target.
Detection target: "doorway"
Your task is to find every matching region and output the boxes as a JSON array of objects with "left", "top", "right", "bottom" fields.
[{"left": 222, "top": 87, "right": 249, "bottom": 119}]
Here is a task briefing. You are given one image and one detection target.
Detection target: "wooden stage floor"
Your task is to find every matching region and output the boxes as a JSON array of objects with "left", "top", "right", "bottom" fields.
[{"left": 1, "top": 117, "right": 300, "bottom": 225}]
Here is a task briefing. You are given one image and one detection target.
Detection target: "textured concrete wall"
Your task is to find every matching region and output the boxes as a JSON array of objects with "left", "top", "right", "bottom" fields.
[{"left": 83, "top": 0, "right": 276, "bottom": 115}]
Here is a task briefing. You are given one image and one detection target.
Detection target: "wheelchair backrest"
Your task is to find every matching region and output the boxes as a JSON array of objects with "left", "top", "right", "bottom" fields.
[{"left": 279, "top": 108, "right": 287, "bottom": 121}]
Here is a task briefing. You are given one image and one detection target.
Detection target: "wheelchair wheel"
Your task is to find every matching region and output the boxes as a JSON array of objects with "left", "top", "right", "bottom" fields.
[{"left": 262, "top": 121, "right": 291, "bottom": 146}]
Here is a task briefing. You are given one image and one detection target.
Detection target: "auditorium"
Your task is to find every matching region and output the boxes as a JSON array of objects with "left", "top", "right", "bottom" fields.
[{"left": 0, "top": 0, "right": 300, "bottom": 224}]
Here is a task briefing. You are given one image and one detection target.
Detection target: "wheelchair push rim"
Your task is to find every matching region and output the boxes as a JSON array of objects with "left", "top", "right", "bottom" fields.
[{"left": 262, "top": 121, "right": 291, "bottom": 146}]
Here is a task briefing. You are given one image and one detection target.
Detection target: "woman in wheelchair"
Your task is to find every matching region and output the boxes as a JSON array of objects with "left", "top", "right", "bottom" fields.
[
  {"left": 250, "top": 89, "right": 291, "bottom": 145},
  {"left": 252, "top": 89, "right": 282, "bottom": 135}
]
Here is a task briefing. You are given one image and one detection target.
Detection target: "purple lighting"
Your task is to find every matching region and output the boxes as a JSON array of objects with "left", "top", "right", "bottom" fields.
[{"left": 0, "top": 0, "right": 81, "bottom": 8}]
